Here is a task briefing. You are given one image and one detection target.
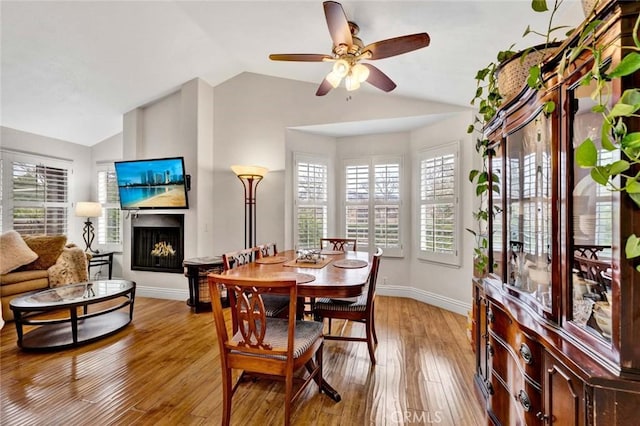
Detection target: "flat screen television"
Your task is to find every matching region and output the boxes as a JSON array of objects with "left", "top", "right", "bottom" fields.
[{"left": 114, "top": 157, "right": 189, "bottom": 210}]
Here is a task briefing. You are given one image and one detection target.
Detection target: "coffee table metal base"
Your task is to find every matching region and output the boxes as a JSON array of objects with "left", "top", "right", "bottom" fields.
[
  {"left": 18, "top": 311, "right": 131, "bottom": 350},
  {"left": 10, "top": 280, "right": 135, "bottom": 351}
]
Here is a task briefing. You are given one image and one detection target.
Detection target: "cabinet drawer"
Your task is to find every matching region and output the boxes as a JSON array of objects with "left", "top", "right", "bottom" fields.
[
  {"left": 489, "top": 303, "right": 542, "bottom": 385},
  {"left": 489, "top": 371, "right": 542, "bottom": 426}
]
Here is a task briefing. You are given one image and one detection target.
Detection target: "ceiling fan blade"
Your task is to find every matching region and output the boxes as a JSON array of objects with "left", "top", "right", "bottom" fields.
[
  {"left": 323, "top": 1, "right": 352, "bottom": 47},
  {"left": 269, "top": 53, "right": 332, "bottom": 62},
  {"left": 316, "top": 78, "right": 333, "bottom": 96},
  {"left": 363, "top": 33, "right": 430, "bottom": 60},
  {"left": 362, "top": 64, "right": 397, "bottom": 92}
]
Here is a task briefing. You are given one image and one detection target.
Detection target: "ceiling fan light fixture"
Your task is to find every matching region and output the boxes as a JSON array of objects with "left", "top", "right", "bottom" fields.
[
  {"left": 332, "top": 59, "right": 350, "bottom": 78},
  {"left": 352, "top": 63, "right": 370, "bottom": 83},
  {"left": 326, "top": 70, "right": 343, "bottom": 88},
  {"left": 345, "top": 73, "right": 360, "bottom": 91}
]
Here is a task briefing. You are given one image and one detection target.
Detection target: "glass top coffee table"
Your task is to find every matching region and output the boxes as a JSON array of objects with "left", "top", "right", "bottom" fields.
[{"left": 9, "top": 280, "right": 136, "bottom": 351}]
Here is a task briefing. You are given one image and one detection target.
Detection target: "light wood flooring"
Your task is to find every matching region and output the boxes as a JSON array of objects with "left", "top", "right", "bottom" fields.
[{"left": 0, "top": 296, "right": 486, "bottom": 425}]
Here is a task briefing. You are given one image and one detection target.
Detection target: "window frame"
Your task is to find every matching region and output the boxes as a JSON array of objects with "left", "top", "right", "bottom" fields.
[{"left": 417, "top": 141, "right": 461, "bottom": 266}]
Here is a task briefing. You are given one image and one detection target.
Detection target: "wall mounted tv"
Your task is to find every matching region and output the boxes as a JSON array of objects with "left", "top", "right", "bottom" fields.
[{"left": 114, "top": 157, "right": 189, "bottom": 210}]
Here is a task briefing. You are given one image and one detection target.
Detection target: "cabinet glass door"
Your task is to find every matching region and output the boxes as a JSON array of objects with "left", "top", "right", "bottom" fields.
[
  {"left": 506, "top": 113, "right": 552, "bottom": 311},
  {"left": 570, "top": 80, "right": 614, "bottom": 341},
  {"left": 490, "top": 142, "right": 504, "bottom": 280}
]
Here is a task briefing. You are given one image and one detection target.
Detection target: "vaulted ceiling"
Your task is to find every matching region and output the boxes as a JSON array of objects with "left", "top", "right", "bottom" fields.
[{"left": 1, "top": 1, "right": 584, "bottom": 146}]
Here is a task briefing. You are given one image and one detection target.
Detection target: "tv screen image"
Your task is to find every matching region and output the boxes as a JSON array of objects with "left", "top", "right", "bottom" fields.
[{"left": 114, "top": 157, "right": 189, "bottom": 209}]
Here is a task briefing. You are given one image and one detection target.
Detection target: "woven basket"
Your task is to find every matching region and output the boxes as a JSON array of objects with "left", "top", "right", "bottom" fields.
[
  {"left": 496, "top": 42, "right": 561, "bottom": 104},
  {"left": 581, "top": 0, "right": 598, "bottom": 17}
]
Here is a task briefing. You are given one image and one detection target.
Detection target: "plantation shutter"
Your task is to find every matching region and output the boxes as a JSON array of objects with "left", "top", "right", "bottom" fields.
[
  {"left": 345, "top": 164, "right": 369, "bottom": 247},
  {"left": 97, "top": 167, "right": 122, "bottom": 245},
  {"left": 295, "top": 158, "right": 328, "bottom": 250},
  {"left": 419, "top": 143, "right": 459, "bottom": 265},
  {"left": 12, "top": 160, "right": 69, "bottom": 235}
]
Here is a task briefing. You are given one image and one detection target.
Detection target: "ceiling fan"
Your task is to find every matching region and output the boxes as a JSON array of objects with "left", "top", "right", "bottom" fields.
[{"left": 269, "top": 1, "right": 430, "bottom": 96}]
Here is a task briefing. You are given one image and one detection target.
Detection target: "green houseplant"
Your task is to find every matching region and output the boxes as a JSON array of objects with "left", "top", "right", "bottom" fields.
[
  {"left": 570, "top": 13, "right": 640, "bottom": 271},
  {"left": 466, "top": 0, "right": 568, "bottom": 277}
]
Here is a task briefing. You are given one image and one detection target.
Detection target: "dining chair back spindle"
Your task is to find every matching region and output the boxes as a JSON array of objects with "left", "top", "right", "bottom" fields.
[
  {"left": 320, "top": 238, "right": 357, "bottom": 252},
  {"left": 208, "top": 275, "right": 325, "bottom": 426},
  {"left": 257, "top": 242, "right": 278, "bottom": 258},
  {"left": 222, "top": 247, "right": 290, "bottom": 322},
  {"left": 222, "top": 247, "right": 259, "bottom": 271},
  {"left": 313, "top": 248, "right": 382, "bottom": 364}
]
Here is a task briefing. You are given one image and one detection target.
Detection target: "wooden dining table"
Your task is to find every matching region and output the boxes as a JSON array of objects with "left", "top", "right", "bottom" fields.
[
  {"left": 217, "top": 249, "right": 372, "bottom": 298},
  {"left": 212, "top": 249, "right": 373, "bottom": 402}
]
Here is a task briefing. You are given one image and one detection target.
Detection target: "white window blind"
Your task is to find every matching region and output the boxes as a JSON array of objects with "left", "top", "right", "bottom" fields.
[
  {"left": 97, "top": 165, "right": 122, "bottom": 247},
  {"left": 344, "top": 158, "right": 403, "bottom": 256},
  {"left": 295, "top": 156, "right": 328, "bottom": 250},
  {"left": 418, "top": 142, "right": 459, "bottom": 265}
]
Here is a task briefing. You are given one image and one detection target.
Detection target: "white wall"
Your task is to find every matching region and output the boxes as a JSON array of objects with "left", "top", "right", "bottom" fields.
[
  {"left": 119, "top": 78, "right": 213, "bottom": 299},
  {"left": 211, "top": 72, "right": 463, "bottom": 255},
  {"left": 0, "top": 126, "right": 92, "bottom": 246},
  {"left": 407, "top": 112, "right": 477, "bottom": 312},
  {"left": 2, "top": 71, "right": 477, "bottom": 316}
]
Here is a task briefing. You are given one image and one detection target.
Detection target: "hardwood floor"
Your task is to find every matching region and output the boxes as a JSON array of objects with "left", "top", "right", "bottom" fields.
[{"left": 0, "top": 296, "right": 485, "bottom": 425}]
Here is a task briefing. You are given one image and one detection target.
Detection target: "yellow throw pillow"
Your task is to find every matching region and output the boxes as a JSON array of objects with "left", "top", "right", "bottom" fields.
[{"left": 0, "top": 230, "right": 39, "bottom": 275}]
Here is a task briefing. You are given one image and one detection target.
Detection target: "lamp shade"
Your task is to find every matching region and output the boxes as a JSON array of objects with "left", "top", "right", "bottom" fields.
[
  {"left": 230, "top": 165, "right": 269, "bottom": 178},
  {"left": 75, "top": 201, "right": 103, "bottom": 218}
]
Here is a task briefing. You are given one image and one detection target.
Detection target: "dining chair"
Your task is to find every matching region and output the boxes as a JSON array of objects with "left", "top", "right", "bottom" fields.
[
  {"left": 257, "top": 242, "right": 278, "bottom": 258},
  {"left": 222, "top": 247, "right": 289, "bottom": 321},
  {"left": 313, "top": 248, "right": 382, "bottom": 364},
  {"left": 208, "top": 274, "right": 324, "bottom": 426},
  {"left": 320, "top": 238, "right": 357, "bottom": 252},
  {"left": 222, "top": 247, "right": 259, "bottom": 270}
]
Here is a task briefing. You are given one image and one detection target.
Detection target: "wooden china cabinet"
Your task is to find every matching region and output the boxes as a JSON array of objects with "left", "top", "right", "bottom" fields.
[{"left": 473, "top": 1, "right": 640, "bottom": 424}]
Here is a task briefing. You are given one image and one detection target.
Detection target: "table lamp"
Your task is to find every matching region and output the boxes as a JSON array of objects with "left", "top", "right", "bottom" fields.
[{"left": 75, "top": 201, "right": 103, "bottom": 253}]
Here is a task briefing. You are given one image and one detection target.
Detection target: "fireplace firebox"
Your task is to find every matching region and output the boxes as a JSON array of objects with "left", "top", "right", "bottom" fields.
[{"left": 131, "top": 214, "right": 184, "bottom": 273}]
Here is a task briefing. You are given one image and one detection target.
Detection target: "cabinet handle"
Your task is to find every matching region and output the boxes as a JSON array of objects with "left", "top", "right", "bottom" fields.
[
  {"left": 488, "top": 344, "right": 494, "bottom": 357},
  {"left": 519, "top": 343, "right": 533, "bottom": 364},
  {"left": 487, "top": 310, "right": 495, "bottom": 323},
  {"left": 517, "top": 389, "right": 531, "bottom": 412},
  {"left": 536, "top": 411, "right": 550, "bottom": 423}
]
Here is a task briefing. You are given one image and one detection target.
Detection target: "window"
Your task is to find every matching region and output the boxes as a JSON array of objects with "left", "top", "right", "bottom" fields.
[
  {"left": 0, "top": 150, "right": 70, "bottom": 235},
  {"left": 97, "top": 163, "right": 122, "bottom": 249},
  {"left": 418, "top": 142, "right": 460, "bottom": 265},
  {"left": 344, "top": 157, "right": 402, "bottom": 256},
  {"left": 294, "top": 155, "right": 328, "bottom": 250}
]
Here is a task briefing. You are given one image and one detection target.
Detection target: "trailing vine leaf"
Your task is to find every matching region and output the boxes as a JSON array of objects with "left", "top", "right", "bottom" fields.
[
  {"left": 608, "top": 52, "right": 640, "bottom": 78},
  {"left": 543, "top": 101, "right": 556, "bottom": 114},
  {"left": 609, "top": 159, "right": 630, "bottom": 175},
  {"left": 622, "top": 132, "right": 640, "bottom": 149},
  {"left": 531, "top": 0, "right": 548, "bottom": 13},
  {"left": 625, "top": 234, "right": 640, "bottom": 259},
  {"left": 576, "top": 138, "right": 597, "bottom": 167},
  {"left": 600, "top": 121, "right": 616, "bottom": 150},
  {"left": 590, "top": 166, "right": 610, "bottom": 186}
]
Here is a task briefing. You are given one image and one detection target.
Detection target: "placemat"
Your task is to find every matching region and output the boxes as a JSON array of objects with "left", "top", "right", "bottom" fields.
[
  {"left": 320, "top": 249, "right": 344, "bottom": 255},
  {"left": 261, "top": 272, "right": 316, "bottom": 284},
  {"left": 283, "top": 256, "right": 333, "bottom": 269},
  {"left": 255, "top": 256, "right": 287, "bottom": 264},
  {"left": 333, "top": 259, "right": 368, "bottom": 269}
]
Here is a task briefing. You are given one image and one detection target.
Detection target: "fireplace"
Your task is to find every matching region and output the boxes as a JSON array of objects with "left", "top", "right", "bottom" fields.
[{"left": 131, "top": 214, "right": 184, "bottom": 273}]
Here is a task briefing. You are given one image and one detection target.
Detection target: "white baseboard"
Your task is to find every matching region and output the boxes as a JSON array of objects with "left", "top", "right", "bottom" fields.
[
  {"left": 136, "top": 285, "right": 189, "bottom": 301},
  {"left": 377, "top": 285, "right": 471, "bottom": 316},
  {"left": 135, "top": 284, "right": 471, "bottom": 316}
]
